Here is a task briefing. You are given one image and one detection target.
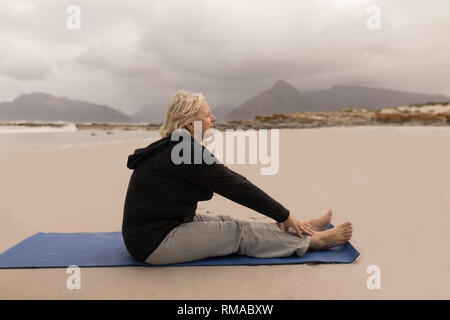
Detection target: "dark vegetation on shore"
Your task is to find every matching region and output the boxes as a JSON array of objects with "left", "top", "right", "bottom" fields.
[{"left": 1, "top": 102, "right": 449, "bottom": 131}]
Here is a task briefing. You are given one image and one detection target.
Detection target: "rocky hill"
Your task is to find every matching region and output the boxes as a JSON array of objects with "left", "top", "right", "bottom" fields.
[
  {"left": 224, "top": 80, "right": 450, "bottom": 120},
  {"left": 0, "top": 92, "right": 136, "bottom": 123},
  {"left": 214, "top": 102, "right": 450, "bottom": 130}
]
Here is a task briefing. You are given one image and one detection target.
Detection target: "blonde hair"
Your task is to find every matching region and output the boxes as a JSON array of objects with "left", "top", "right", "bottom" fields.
[{"left": 158, "top": 90, "right": 206, "bottom": 138}]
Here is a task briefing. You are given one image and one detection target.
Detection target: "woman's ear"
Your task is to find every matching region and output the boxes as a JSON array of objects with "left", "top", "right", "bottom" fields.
[{"left": 185, "top": 122, "right": 193, "bottom": 131}]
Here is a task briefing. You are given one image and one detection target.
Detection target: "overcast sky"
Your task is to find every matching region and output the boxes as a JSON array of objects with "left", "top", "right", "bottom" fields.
[{"left": 0, "top": 0, "right": 449, "bottom": 115}]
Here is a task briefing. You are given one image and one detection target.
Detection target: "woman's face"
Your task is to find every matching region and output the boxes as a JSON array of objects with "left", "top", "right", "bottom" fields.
[{"left": 187, "top": 101, "right": 216, "bottom": 139}]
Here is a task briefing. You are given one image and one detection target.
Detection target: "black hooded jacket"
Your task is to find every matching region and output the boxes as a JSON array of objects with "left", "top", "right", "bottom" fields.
[{"left": 122, "top": 132, "right": 290, "bottom": 262}]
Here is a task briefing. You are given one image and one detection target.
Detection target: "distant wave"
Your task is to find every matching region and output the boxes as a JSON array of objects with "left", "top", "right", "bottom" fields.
[{"left": 0, "top": 123, "right": 77, "bottom": 134}]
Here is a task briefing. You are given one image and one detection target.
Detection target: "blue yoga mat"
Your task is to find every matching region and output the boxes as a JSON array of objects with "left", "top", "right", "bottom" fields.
[{"left": 0, "top": 225, "right": 359, "bottom": 268}]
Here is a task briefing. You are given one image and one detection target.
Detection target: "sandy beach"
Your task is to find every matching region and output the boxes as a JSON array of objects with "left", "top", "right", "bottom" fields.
[{"left": 0, "top": 126, "right": 449, "bottom": 299}]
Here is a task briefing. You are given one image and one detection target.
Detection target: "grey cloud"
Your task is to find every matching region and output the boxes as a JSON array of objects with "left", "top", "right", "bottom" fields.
[
  {"left": 0, "top": 62, "right": 53, "bottom": 81},
  {"left": 0, "top": 0, "right": 449, "bottom": 114},
  {"left": 0, "top": 36, "right": 54, "bottom": 81},
  {"left": 74, "top": 45, "right": 164, "bottom": 78}
]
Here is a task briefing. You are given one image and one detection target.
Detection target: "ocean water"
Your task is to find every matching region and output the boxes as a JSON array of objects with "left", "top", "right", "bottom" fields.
[{"left": 0, "top": 123, "right": 160, "bottom": 155}]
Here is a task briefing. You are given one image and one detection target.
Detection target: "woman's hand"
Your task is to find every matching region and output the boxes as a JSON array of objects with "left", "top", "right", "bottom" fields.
[{"left": 278, "top": 213, "right": 314, "bottom": 238}]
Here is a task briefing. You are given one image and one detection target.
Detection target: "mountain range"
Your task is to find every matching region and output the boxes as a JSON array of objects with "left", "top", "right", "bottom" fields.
[
  {"left": 0, "top": 92, "right": 134, "bottom": 123},
  {"left": 1, "top": 81, "right": 449, "bottom": 123},
  {"left": 225, "top": 80, "right": 450, "bottom": 120}
]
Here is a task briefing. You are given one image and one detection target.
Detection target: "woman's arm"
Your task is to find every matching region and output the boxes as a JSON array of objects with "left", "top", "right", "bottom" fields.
[{"left": 172, "top": 142, "right": 289, "bottom": 223}]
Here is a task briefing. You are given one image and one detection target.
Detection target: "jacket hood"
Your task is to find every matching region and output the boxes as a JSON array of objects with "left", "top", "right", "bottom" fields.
[
  {"left": 127, "top": 136, "right": 174, "bottom": 170},
  {"left": 127, "top": 131, "right": 200, "bottom": 170}
]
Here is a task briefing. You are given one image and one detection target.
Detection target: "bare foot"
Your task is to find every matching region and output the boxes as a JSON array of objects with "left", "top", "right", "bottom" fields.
[
  {"left": 308, "top": 222, "right": 353, "bottom": 250},
  {"left": 304, "top": 210, "right": 333, "bottom": 231}
]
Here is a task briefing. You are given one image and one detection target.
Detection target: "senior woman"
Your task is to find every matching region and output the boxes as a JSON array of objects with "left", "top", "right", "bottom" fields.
[{"left": 122, "top": 90, "right": 353, "bottom": 264}]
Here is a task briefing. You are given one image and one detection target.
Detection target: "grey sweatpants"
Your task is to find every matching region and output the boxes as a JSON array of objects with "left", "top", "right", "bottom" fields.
[{"left": 145, "top": 213, "right": 311, "bottom": 265}]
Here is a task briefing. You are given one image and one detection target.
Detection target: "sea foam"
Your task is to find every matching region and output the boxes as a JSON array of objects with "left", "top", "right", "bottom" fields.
[{"left": 0, "top": 123, "right": 77, "bottom": 134}]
